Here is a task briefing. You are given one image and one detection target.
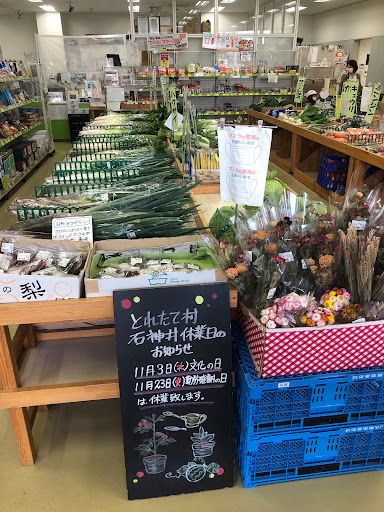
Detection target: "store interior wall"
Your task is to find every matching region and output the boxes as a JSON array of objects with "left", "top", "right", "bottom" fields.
[
  {"left": 60, "top": 13, "right": 130, "bottom": 37},
  {"left": 0, "top": 14, "right": 38, "bottom": 60}
]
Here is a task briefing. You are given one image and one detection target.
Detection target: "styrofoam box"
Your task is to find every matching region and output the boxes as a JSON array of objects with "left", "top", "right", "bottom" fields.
[
  {"left": 0, "top": 238, "right": 91, "bottom": 303},
  {"left": 84, "top": 236, "right": 226, "bottom": 297}
]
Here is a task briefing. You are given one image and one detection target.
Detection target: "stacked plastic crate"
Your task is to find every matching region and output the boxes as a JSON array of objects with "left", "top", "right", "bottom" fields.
[{"left": 232, "top": 323, "right": 384, "bottom": 488}]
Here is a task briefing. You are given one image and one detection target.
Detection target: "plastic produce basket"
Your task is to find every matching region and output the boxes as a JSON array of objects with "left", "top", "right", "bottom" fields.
[
  {"left": 234, "top": 413, "right": 384, "bottom": 488},
  {"left": 35, "top": 183, "right": 105, "bottom": 198},
  {"left": 16, "top": 205, "right": 87, "bottom": 221},
  {"left": 53, "top": 167, "right": 140, "bottom": 185},
  {"left": 316, "top": 155, "right": 348, "bottom": 192},
  {"left": 239, "top": 306, "right": 384, "bottom": 378},
  {"left": 232, "top": 323, "right": 384, "bottom": 437}
]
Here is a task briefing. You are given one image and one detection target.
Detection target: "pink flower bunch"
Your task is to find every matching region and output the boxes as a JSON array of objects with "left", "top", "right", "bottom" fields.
[
  {"left": 260, "top": 293, "right": 310, "bottom": 329},
  {"left": 303, "top": 305, "right": 335, "bottom": 327},
  {"left": 320, "top": 288, "right": 351, "bottom": 315}
]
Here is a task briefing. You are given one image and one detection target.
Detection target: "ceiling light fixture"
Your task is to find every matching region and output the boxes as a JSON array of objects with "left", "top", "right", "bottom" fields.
[
  {"left": 196, "top": 0, "right": 209, "bottom": 5},
  {"left": 133, "top": 5, "right": 139, "bottom": 11},
  {"left": 39, "top": 5, "right": 57, "bottom": 11},
  {"left": 286, "top": 5, "right": 307, "bottom": 11},
  {"left": 267, "top": 8, "right": 279, "bottom": 13},
  {"left": 314, "top": 0, "right": 331, "bottom": 2},
  {"left": 189, "top": 9, "right": 198, "bottom": 13},
  {"left": 28, "top": 0, "right": 43, "bottom": 3},
  {"left": 209, "top": 6, "right": 224, "bottom": 11},
  {"left": 285, "top": 1, "right": 296, "bottom": 5},
  {"left": 133, "top": 0, "right": 140, "bottom": 3},
  {"left": 220, "top": 0, "right": 235, "bottom": 3},
  {"left": 240, "top": 20, "right": 248, "bottom": 24}
]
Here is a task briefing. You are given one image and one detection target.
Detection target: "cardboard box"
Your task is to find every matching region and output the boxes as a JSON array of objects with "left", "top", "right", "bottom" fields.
[
  {"left": 201, "top": 20, "right": 211, "bottom": 32},
  {"left": 184, "top": 17, "right": 197, "bottom": 34},
  {"left": 0, "top": 238, "right": 91, "bottom": 303},
  {"left": 85, "top": 236, "right": 227, "bottom": 298}
]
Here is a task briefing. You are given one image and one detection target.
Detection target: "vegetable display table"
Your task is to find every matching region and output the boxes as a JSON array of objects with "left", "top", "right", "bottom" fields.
[
  {"left": 0, "top": 291, "right": 237, "bottom": 466},
  {"left": 247, "top": 109, "right": 384, "bottom": 206}
]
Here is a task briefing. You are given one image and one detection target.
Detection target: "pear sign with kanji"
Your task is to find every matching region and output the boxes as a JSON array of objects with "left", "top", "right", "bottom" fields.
[{"left": 113, "top": 283, "right": 234, "bottom": 500}]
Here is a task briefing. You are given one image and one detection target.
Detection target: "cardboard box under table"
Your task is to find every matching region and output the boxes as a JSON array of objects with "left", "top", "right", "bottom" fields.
[
  {"left": 0, "top": 238, "right": 90, "bottom": 303},
  {"left": 85, "top": 236, "right": 227, "bottom": 297},
  {"left": 240, "top": 307, "right": 384, "bottom": 378}
]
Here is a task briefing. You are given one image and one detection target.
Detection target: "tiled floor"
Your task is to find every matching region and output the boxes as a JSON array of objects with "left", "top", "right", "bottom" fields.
[{"left": 1, "top": 146, "right": 383, "bottom": 511}]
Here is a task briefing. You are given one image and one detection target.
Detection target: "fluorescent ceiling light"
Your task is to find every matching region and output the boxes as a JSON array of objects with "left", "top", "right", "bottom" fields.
[
  {"left": 133, "top": 5, "right": 139, "bottom": 11},
  {"left": 231, "top": 25, "right": 238, "bottom": 28},
  {"left": 314, "top": 0, "right": 331, "bottom": 2},
  {"left": 133, "top": 0, "right": 140, "bottom": 3},
  {"left": 285, "top": 1, "right": 296, "bottom": 5},
  {"left": 196, "top": 0, "right": 209, "bottom": 5},
  {"left": 209, "top": 6, "right": 224, "bottom": 10},
  {"left": 287, "top": 23, "right": 294, "bottom": 27},
  {"left": 39, "top": 4, "right": 56, "bottom": 10},
  {"left": 286, "top": 5, "right": 307, "bottom": 11},
  {"left": 28, "top": 0, "right": 43, "bottom": 3},
  {"left": 263, "top": 29, "right": 271, "bottom": 34},
  {"left": 267, "top": 8, "right": 279, "bottom": 13},
  {"left": 189, "top": 9, "right": 198, "bottom": 13},
  {"left": 240, "top": 20, "right": 248, "bottom": 24},
  {"left": 220, "top": 0, "right": 235, "bottom": 3},
  {"left": 258, "top": 14, "right": 264, "bottom": 18}
]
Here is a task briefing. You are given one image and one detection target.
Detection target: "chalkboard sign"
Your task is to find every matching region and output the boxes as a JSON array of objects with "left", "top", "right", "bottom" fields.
[{"left": 113, "top": 283, "right": 234, "bottom": 500}]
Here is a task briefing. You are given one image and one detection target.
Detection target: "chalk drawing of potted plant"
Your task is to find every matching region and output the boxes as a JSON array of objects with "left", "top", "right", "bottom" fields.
[
  {"left": 190, "top": 427, "right": 216, "bottom": 458},
  {"left": 134, "top": 414, "right": 176, "bottom": 474},
  {"left": 166, "top": 459, "right": 224, "bottom": 482}
]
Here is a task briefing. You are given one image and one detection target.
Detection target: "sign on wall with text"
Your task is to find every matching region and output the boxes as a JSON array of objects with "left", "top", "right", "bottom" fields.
[
  {"left": 218, "top": 125, "right": 272, "bottom": 206},
  {"left": 113, "top": 283, "right": 234, "bottom": 500}
]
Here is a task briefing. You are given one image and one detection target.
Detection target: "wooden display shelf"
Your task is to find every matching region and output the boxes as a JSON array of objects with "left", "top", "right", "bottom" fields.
[
  {"left": 247, "top": 109, "right": 384, "bottom": 206},
  {"left": 0, "top": 290, "right": 237, "bottom": 465}
]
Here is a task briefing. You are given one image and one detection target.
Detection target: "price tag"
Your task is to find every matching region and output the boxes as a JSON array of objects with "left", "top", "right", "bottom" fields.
[
  {"left": 352, "top": 318, "right": 366, "bottom": 324},
  {"left": 278, "top": 382, "right": 290, "bottom": 388},
  {"left": 294, "top": 76, "right": 306, "bottom": 103},
  {"left": 131, "top": 257, "right": 143, "bottom": 265},
  {"left": 267, "top": 287, "right": 277, "bottom": 300},
  {"left": 17, "top": 251, "right": 31, "bottom": 262},
  {"left": 279, "top": 251, "right": 294, "bottom": 262},
  {"left": 52, "top": 216, "right": 93, "bottom": 243},
  {"left": 1, "top": 242, "right": 14, "bottom": 254},
  {"left": 365, "top": 84, "right": 381, "bottom": 124},
  {"left": 352, "top": 220, "right": 367, "bottom": 231},
  {"left": 301, "top": 259, "right": 308, "bottom": 269},
  {"left": 126, "top": 231, "right": 136, "bottom": 239},
  {"left": 36, "top": 250, "right": 51, "bottom": 260},
  {"left": 268, "top": 75, "right": 278, "bottom": 83},
  {"left": 100, "top": 193, "right": 109, "bottom": 201}
]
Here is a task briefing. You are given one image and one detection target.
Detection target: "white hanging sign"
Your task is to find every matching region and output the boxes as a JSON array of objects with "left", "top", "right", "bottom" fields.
[
  {"left": 52, "top": 216, "right": 93, "bottom": 244},
  {"left": 218, "top": 125, "right": 272, "bottom": 206}
]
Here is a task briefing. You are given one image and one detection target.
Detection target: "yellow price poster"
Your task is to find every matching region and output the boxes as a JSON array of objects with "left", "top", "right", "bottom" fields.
[
  {"left": 1, "top": 176, "right": 9, "bottom": 191},
  {"left": 294, "top": 77, "right": 306, "bottom": 104},
  {"left": 341, "top": 81, "right": 359, "bottom": 118},
  {"left": 160, "top": 54, "right": 169, "bottom": 67},
  {"left": 335, "top": 96, "right": 342, "bottom": 121}
]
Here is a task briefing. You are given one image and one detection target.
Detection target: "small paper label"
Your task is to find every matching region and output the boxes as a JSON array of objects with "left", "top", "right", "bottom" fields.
[
  {"left": 36, "top": 250, "right": 51, "bottom": 260},
  {"left": 131, "top": 257, "right": 143, "bottom": 265},
  {"left": 1, "top": 242, "right": 14, "bottom": 254},
  {"left": 352, "top": 318, "right": 366, "bottom": 324},
  {"left": 160, "top": 259, "right": 172, "bottom": 264},
  {"left": 267, "top": 287, "right": 277, "bottom": 299},
  {"left": 278, "top": 382, "right": 290, "bottom": 388},
  {"left": 100, "top": 193, "right": 109, "bottom": 201},
  {"left": 126, "top": 231, "right": 136, "bottom": 239},
  {"left": 17, "top": 251, "right": 31, "bottom": 262},
  {"left": 147, "top": 260, "right": 159, "bottom": 266},
  {"left": 352, "top": 220, "right": 367, "bottom": 231},
  {"left": 279, "top": 252, "right": 294, "bottom": 262},
  {"left": 58, "top": 258, "right": 71, "bottom": 267},
  {"left": 188, "top": 263, "right": 200, "bottom": 270},
  {"left": 301, "top": 259, "right": 308, "bottom": 269},
  {"left": 52, "top": 216, "right": 93, "bottom": 244}
]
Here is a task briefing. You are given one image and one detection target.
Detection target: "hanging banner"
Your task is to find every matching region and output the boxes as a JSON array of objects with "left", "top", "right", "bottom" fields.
[
  {"left": 218, "top": 126, "right": 272, "bottom": 206},
  {"left": 341, "top": 80, "right": 359, "bottom": 118},
  {"left": 148, "top": 34, "right": 188, "bottom": 50},
  {"left": 365, "top": 84, "right": 381, "bottom": 124},
  {"left": 202, "top": 33, "right": 253, "bottom": 51},
  {"left": 113, "top": 283, "right": 234, "bottom": 500},
  {"left": 294, "top": 77, "right": 306, "bottom": 104}
]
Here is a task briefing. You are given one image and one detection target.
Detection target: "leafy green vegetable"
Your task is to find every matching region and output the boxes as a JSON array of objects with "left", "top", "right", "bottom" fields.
[{"left": 209, "top": 206, "right": 236, "bottom": 242}]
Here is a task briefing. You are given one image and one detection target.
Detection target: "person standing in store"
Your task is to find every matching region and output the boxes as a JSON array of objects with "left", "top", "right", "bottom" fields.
[{"left": 339, "top": 59, "right": 362, "bottom": 95}]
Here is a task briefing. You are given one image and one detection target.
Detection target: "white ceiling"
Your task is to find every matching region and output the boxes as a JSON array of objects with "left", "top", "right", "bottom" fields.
[{"left": 0, "top": 0, "right": 368, "bottom": 15}]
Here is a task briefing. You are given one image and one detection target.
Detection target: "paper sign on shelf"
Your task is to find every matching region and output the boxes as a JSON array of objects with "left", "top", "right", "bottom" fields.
[
  {"left": 365, "top": 84, "right": 381, "bottom": 124},
  {"left": 294, "top": 77, "right": 306, "bottom": 103},
  {"left": 160, "top": 54, "right": 169, "bottom": 67},
  {"left": 52, "top": 216, "right": 93, "bottom": 244},
  {"left": 165, "top": 112, "right": 183, "bottom": 130},
  {"left": 341, "top": 81, "right": 359, "bottom": 118},
  {"left": 218, "top": 125, "right": 272, "bottom": 206},
  {"left": 361, "top": 86, "right": 373, "bottom": 113},
  {"left": 148, "top": 34, "right": 188, "bottom": 50}
]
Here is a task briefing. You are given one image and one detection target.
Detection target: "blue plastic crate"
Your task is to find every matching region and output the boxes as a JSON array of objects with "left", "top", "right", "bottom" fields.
[
  {"left": 234, "top": 412, "right": 384, "bottom": 488},
  {"left": 319, "top": 154, "right": 349, "bottom": 172},
  {"left": 317, "top": 154, "right": 348, "bottom": 193},
  {"left": 232, "top": 323, "right": 384, "bottom": 437}
]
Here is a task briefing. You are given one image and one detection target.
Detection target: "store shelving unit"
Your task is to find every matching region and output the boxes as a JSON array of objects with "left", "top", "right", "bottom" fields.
[
  {"left": 0, "top": 121, "right": 42, "bottom": 149},
  {"left": 0, "top": 97, "right": 40, "bottom": 114},
  {"left": 0, "top": 76, "right": 38, "bottom": 84}
]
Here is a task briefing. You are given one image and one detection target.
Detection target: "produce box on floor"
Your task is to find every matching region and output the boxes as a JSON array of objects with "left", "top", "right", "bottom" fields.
[
  {"left": 0, "top": 236, "right": 90, "bottom": 303},
  {"left": 85, "top": 236, "right": 226, "bottom": 297},
  {"left": 239, "top": 305, "right": 384, "bottom": 378}
]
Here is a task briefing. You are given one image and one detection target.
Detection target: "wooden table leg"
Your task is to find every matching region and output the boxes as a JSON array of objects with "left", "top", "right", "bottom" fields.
[
  {"left": 291, "top": 133, "right": 302, "bottom": 173},
  {"left": 0, "top": 325, "right": 36, "bottom": 465},
  {"left": 24, "top": 325, "right": 37, "bottom": 349}
]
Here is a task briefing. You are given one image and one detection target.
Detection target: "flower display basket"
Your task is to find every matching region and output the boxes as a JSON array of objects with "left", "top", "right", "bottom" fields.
[{"left": 239, "top": 305, "right": 384, "bottom": 378}]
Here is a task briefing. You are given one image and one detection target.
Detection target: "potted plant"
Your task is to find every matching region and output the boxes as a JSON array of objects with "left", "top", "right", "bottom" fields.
[
  {"left": 134, "top": 414, "right": 176, "bottom": 474},
  {"left": 190, "top": 427, "right": 216, "bottom": 458}
]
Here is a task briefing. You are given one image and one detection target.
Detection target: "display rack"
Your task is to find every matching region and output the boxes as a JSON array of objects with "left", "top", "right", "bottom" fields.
[{"left": 247, "top": 108, "right": 384, "bottom": 206}]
